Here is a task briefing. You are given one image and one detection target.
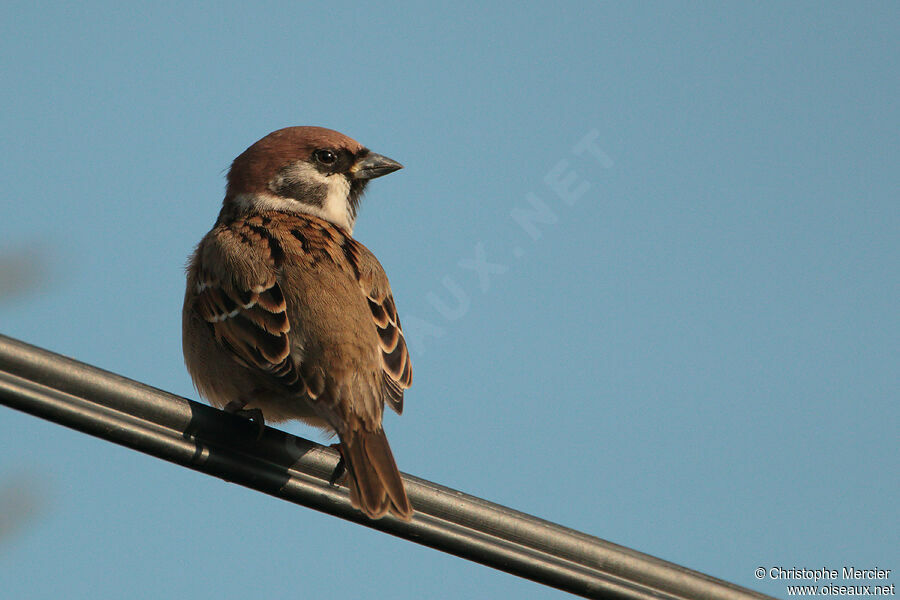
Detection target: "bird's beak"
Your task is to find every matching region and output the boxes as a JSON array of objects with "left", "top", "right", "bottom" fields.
[{"left": 350, "top": 152, "right": 403, "bottom": 180}]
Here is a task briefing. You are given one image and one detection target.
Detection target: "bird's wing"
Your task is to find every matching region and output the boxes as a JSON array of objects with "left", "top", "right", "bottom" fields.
[
  {"left": 343, "top": 237, "right": 413, "bottom": 414},
  {"left": 190, "top": 217, "right": 305, "bottom": 393}
]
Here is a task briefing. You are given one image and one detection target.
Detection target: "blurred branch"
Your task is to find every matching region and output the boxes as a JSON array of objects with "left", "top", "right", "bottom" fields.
[
  {"left": 0, "top": 247, "right": 48, "bottom": 304},
  {"left": 0, "top": 333, "right": 773, "bottom": 600},
  {"left": 0, "top": 471, "right": 48, "bottom": 544}
]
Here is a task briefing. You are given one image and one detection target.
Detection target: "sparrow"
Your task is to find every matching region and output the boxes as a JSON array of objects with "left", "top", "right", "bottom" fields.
[{"left": 182, "top": 126, "right": 413, "bottom": 520}]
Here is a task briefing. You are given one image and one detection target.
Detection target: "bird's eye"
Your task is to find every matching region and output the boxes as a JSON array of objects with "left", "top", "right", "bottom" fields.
[{"left": 314, "top": 149, "right": 337, "bottom": 165}]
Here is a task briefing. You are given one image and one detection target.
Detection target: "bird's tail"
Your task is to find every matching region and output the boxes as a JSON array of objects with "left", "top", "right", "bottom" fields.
[{"left": 341, "top": 428, "right": 413, "bottom": 521}]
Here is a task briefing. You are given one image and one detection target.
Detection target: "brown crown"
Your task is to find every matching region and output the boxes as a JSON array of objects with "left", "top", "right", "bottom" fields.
[{"left": 226, "top": 126, "right": 364, "bottom": 196}]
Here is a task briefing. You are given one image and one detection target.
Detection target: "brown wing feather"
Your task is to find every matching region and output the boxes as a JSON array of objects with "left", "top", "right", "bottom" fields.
[
  {"left": 342, "top": 237, "right": 412, "bottom": 414},
  {"left": 192, "top": 218, "right": 305, "bottom": 393}
]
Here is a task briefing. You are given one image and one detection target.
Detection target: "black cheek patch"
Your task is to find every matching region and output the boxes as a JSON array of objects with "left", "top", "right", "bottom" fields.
[{"left": 271, "top": 167, "right": 327, "bottom": 207}]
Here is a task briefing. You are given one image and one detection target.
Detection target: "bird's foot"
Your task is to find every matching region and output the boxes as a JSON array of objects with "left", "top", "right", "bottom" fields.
[
  {"left": 328, "top": 442, "right": 347, "bottom": 486},
  {"left": 223, "top": 400, "right": 266, "bottom": 440}
]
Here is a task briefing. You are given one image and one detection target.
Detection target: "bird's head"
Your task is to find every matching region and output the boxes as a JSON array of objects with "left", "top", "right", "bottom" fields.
[{"left": 222, "top": 126, "right": 403, "bottom": 233}]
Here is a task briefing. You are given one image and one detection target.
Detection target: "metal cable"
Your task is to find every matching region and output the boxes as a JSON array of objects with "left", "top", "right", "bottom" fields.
[{"left": 0, "top": 333, "right": 773, "bottom": 600}]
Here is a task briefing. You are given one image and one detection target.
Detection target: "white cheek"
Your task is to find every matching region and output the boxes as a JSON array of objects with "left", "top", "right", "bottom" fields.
[
  {"left": 320, "top": 176, "right": 352, "bottom": 229},
  {"left": 235, "top": 162, "right": 355, "bottom": 232}
]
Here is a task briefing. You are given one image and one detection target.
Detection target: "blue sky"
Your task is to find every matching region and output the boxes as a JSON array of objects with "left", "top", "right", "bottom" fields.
[{"left": 1, "top": 2, "right": 897, "bottom": 598}]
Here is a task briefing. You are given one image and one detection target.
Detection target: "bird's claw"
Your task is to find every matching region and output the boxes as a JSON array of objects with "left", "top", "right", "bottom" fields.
[
  {"left": 223, "top": 401, "right": 266, "bottom": 440},
  {"left": 328, "top": 443, "right": 347, "bottom": 486}
]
